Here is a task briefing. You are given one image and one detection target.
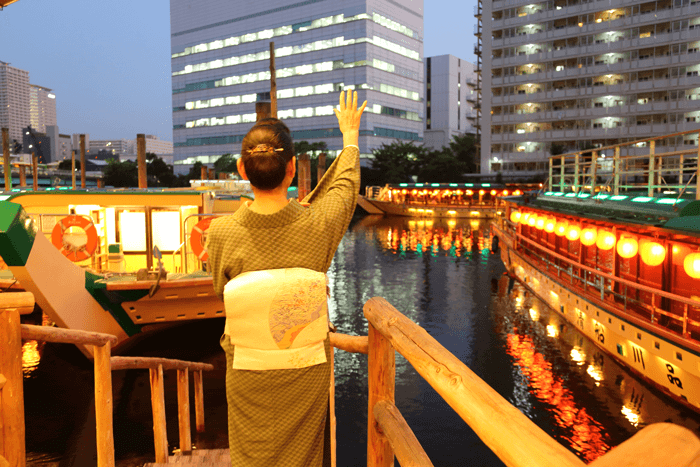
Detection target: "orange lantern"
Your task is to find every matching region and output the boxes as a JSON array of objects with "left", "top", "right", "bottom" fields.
[
  {"left": 479, "top": 190, "right": 485, "bottom": 195},
  {"left": 411, "top": 189, "right": 418, "bottom": 195},
  {"left": 566, "top": 225, "right": 580, "bottom": 241},
  {"left": 514, "top": 190, "right": 521, "bottom": 195},
  {"left": 466, "top": 190, "right": 473, "bottom": 196},
  {"left": 503, "top": 190, "right": 509, "bottom": 196},
  {"left": 596, "top": 230, "right": 616, "bottom": 250},
  {"left": 580, "top": 227, "right": 597, "bottom": 247},
  {"left": 536, "top": 217, "right": 545, "bottom": 230},
  {"left": 684, "top": 252, "right": 700, "bottom": 279},
  {"left": 555, "top": 220, "right": 568, "bottom": 237},
  {"left": 528, "top": 215, "right": 537, "bottom": 227},
  {"left": 510, "top": 211, "right": 522, "bottom": 223},
  {"left": 544, "top": 218, "right": 556, "bottom": 233},
  {"left": 617, "top": 237, "right": 638, "bottom": 259},
  {"left": 640, "top": 241, "right": 666, "bottom": 267},
  {"left": 521, "top": 212, "right": 531, "bottom": 223},
  {"left": 402, "top": 189, "right": 408, "bottom": 194},
  {"left": 491, "top": 190, "right": 497, "bottom": 196}
]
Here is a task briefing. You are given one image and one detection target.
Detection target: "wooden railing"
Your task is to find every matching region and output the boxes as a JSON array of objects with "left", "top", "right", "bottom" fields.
[
  {"left": 349, "top": 296, "right": 700, "bottom": 467},
  {"left": 0, "top": 292, "right": 214, "bottom": 467},
  {"left": 548, "top": 129, "right": 700, "bottom": 198}
]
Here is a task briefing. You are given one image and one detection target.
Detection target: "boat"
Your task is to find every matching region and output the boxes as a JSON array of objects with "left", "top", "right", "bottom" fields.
[
  {"left": 0, "top": 182, "right": 252, "bottom": 356},
  {"left": 358, "top": 182, "right": 534, "bottom": 218},
  {"left": 490, "top": 129, "right": 700, "bottom": 413}
]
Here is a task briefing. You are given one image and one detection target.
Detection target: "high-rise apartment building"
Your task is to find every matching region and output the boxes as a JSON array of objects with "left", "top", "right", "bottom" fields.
[
  {"left": 29, "top": 84, "right": 57, "bottom": 133},
  {"left": 170, "top": 0, "right": 424, "bottom": 174},
  {"left": 0, "top": 61, "right": 30, "bottom": 145},
  {"left": 424, "top": 55, "right": 478, "bottom": 151},
  {"left": 477, "top": 0, "right": 700, "bottom": 175}
]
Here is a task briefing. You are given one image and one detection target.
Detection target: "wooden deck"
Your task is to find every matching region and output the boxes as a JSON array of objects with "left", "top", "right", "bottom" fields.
[{"left": 145, "top": 449, "right": 230, "bottom": 466}]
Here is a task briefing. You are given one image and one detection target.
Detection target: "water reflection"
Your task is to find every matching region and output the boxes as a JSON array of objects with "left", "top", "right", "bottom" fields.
[{"left": 22, "top": 312, "right": 51, "bottom": 378}]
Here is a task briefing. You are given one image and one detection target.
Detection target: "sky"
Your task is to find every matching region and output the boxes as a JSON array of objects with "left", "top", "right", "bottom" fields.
[{"left": 0, "top": 0, "right": 477, "bottom": 142}]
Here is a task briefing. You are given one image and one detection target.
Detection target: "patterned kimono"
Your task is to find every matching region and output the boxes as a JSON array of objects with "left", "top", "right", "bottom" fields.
[{"left": 206, "top": 145, "right": 360, "bottom": 466}]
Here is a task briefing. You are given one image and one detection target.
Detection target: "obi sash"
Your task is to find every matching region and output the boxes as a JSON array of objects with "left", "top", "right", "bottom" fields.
[{"left": 223, "top": 268, "right": 329, "bottom": 371}]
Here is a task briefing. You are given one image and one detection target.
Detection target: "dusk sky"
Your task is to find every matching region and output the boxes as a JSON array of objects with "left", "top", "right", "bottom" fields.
[{"left": 0, "top": 0, "right": 477, "bottom": 142}]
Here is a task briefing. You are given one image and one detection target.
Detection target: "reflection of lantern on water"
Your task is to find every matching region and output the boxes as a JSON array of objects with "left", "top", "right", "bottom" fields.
[
  {"left": 529, "top": 308, "right": 540, "bottom": 321},
  {"left": 617, "top": 237, "right": 638, "bottom": 259},
  {"left": 470, "top": 219, "right": 480, "bottom": 230},
  {"left": 447, "top": 219, "right": 456, "bottom": 227},
  {"left": 22, "top": 340, "right": 41, "bottom": 376},
  {"left": 621, "top": 405, "right": 640, "bottom": 427},
  {"left": 546, "top": 324, "right": 558, "bottom": 337},
  {"left": 640, "top": 241, "right": 665, "bottom": 266},
  {"left": 580, "top": 227, "right": 597, "bottom": 246},
  {"left": 586, "top": 364, "right": 604, "bottom": 386},
  {"left": 596, "top": 230, "right": 616, "bottom": 250},
  {"left": 570, "top": 347, "right": 586, "bottom": 365}
]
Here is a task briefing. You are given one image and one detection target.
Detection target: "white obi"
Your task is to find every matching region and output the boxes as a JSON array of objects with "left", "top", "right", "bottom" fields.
[{"left": 223, "top": 268, "right": 329, "bottom": 371}]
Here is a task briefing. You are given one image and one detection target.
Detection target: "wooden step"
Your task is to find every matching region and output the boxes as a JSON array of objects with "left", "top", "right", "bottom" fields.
[{"left": 143, "top": 448, "right": 230, "bottom": 466}]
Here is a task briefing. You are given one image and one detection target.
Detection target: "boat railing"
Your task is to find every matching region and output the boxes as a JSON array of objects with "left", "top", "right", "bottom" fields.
[
  {"left": 180, "top": 212, "right": 237, "bottom": 275},
  {"left": 0, "top": 291, "right": 215, "bottom": 467},
  {"left": 548, "top": 129, "right": 700, "bottom": 198},
  {"left": 501, "top": 219, "right": 700, "bottom": 343}
]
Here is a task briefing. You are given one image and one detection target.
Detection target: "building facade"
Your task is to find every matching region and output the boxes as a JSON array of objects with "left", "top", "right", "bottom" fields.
[
  {"left": 170, "top": 0, "right": 425, "bottom": 174},
  {"left": 144, "top": 135, "right": 175, "bottom": 154},
  {"left": 478, "top": 0, "right": 700, "bottom": 176},
  {"left": 89, "top": 139, "right": 132, "bottom": 156},
  {"left": 29, "top": 84, "right": 57, "bottom": 133},
  {"left": 423, "top": 55, "right": 477, "bottom": 151},
  {"left": 0, "top": 61, "right": 30, "bottom": 145}
]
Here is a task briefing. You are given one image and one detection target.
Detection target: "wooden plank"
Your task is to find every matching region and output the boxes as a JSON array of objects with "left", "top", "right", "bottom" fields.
[
  {"left": 149, "top": 365, "right": 169, "bottom": 463},
  {"left": 329, "top": 333, "right": 368, "bottom": 354},
  {"left": 589, "top": 423, "right": 700, "bottom": 467},
  {"left": 111, "top": 357, "right": 214, "bottom": 372},
  {"left": 0, "top": 292, "right": 34, "bottom": 315},
  {"left": 193, "top": 371, "right": 205, "bottom": 433},
  {"left": 94, "top": 343, "right": 115, "bottom": 467},
  {"left": 177, "top": 369, "right": 192, "bottom": 453},
  {"left": 21, "top": 324, "right": 118, "bottom": 347},
  {"left": 105, "top": 277, "right": 213, "bottom": 291},
  {"left": 367, "top": 322, "right": 395, "bottom": 467},
  {"left": 363, "top": 297, "right": 585, "bottom": 467},
  {"left": 373, "top": 400, "right": 434, "bottom": 467},
  {"left": 0, "top": 308, "right": 25, "bottom": 467}
]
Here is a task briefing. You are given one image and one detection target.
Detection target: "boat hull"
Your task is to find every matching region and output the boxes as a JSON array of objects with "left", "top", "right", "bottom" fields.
[
  {"left": 492, "top": 222, "right": 700, "bottom": 413},
  {"left": 359, "top": 196, "right": 498, "bottom": 218}
]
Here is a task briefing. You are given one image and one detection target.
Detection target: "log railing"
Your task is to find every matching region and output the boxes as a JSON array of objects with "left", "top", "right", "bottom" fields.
[
  {"left": 358, "top": 296, "right": 700, "bottom": 467},
  {"left": 0, "top": 292, "right": 214, "bottom": 467}
]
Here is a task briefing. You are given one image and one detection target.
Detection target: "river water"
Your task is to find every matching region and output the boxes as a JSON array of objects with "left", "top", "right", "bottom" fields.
[{"left": 20, "top": 215, "right": 700, "bottom": 466}]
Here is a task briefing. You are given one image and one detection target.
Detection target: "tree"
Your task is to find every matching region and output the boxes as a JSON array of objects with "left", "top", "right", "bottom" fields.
[
  {"left": 369, "top": 141, "right": 425, "bottom": 185},
  {"left": 146, "top": 153, "right": 177, "bottom": 187},
  {"left": 104, "top": 159, "right": 138, "bottom": 187},
  {"left": 447, "top": 133, "right": 478, "bottom": 174},
  {"left": 58, "top": 159, "right": 80, "bottom": 171},
  {"left": 415, "top": 147, "right": 467, "bottom": 183},
  {"left": 214, "top": 154, "right": 237, "bottom": 177}
]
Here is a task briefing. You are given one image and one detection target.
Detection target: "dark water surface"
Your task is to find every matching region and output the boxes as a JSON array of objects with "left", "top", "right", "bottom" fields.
[{"left": 21, "top": 215, "right": 700, "bottom": 466}]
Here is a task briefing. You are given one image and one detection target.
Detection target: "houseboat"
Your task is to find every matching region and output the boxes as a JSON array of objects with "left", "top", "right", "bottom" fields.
[{"left": 491, "top": 129, "right": 700, "bottom": 412}]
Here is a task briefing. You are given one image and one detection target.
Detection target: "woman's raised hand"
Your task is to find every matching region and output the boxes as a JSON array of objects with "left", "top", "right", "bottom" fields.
[{"left": 334, "top": 91, "right": 367, "bottom": 145}]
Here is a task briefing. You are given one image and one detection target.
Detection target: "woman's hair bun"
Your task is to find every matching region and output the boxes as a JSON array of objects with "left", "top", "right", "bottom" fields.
[{"left": 241, "top": 118, "right": 295, "bottom": 190}]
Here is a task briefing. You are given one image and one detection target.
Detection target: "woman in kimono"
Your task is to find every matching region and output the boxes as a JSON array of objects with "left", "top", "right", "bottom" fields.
[{"left": 206, "top": 91, "right": 366, "bottom": 467}]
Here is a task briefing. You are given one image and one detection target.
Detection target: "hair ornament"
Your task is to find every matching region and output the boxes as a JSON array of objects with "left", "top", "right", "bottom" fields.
[{"left": 248, "top": 144, "right": 284, "bottom": 155}]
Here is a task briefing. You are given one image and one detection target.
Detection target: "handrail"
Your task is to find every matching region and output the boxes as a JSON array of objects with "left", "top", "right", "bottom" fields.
[
  {"left": 362, "top": 296, "right": 700, "bottom": 467},
  {"left": 373, "top": 400, "right": 433, "bottom": 467},
  {"left": 0, "top": 291, "right": 35, "bottom": 315},
  {"left": 21, "top": 324, "right": 118, "bottom": 347},
  {"left": 110, "top": 356, "right": 214, "bottom": 371},
  {"left": 329, "top": 332, "right": 368, "bottom": 354}
]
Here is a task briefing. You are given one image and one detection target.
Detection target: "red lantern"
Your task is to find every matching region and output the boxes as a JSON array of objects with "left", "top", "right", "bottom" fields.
[{"left": 617, "top": 237, "right": 638, "bottom": 259}]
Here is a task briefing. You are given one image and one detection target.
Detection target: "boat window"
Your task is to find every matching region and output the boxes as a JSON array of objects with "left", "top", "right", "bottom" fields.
[
  {"left": 152, "top": 211, "right": 182, "bottom": 251},
  {"left": 621, "top": 324, "right": 625, "bottom": 331},
  {"left": 608, "top": 318, "right": 612, "bottom": 324},
  {"left": 636, "top": 332, "right": 642, "bottom": 340},
  {"left": 654, "top": 341, "right": 660, "bottom": 349},
  {"left": 676, "top": 352, "right": 683, "bottom": 361}
]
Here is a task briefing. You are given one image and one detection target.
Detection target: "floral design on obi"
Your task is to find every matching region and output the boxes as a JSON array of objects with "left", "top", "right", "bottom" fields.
[{"left": 268, "top": 271, "right": 327, "bottom": 349}]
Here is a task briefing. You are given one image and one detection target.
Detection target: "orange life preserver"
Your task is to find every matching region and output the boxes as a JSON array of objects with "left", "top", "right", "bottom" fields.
[
  {"left": 51, "top": 215, "right": 99, "bottom": 262},
  {"left": 190, "top": 216, "right": 218, "bottom": 262}
]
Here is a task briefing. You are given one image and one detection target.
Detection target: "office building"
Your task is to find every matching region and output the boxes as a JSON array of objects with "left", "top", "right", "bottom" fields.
[
  {"left": 423, "top": 55, "right": 478, "bottom": 151},
  {"left": 170, "top": 0, "right": 425, "bottom": 174},
  {"left": 0, "top": 61, "right": 30, "bottom": 145},
  {"left": 29, "top": 84, "right": 57, "bottom": 133},
  {"left": 477, "top": 0, "right": 700, "bottom": 175},
  {"left": 90, "top": 139, "right": 132, "bottom": 156}
]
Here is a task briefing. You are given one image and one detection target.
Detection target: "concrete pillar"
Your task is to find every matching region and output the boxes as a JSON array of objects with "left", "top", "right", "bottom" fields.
[{"left": 32, "top": 153, "right": 38, "bottom": 191}]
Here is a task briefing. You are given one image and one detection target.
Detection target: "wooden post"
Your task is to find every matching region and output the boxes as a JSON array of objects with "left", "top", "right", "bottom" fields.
[
  {"left": 613, "top": 146, "right": 620, "bottom": 195},
  {"left": 176, "top": 369, "right": 192, "bottom": 453},
  {"left": 94, "top": 343, "right": 115, "bottom": 467},
  {"left": 559, "top": 155, "right": 565, "bottom": 192},
  {"left": 0, "top": 307, "right": 26, "bottom": 467},
  {"left": 80, "top": 135, "right": 86, "bottom": 189},
  {"left": 317, "top": 153, "right": 326, "bottom": 184},
  {"left": 137, "top": 134, "right": 147, "bottom": 189},
  {"left": 193, "top": 370, "right": 205, "bottom": 433},
  {"left": 149, "top": 365, "right": 168, "bottom": 464},
  {"left": 269, "top": 42, "right": 277, "bottom": 119},
  {"left": 2, "top": 128, "right": 9, "bottom": 191},
  {"left": 573, "top": 153, "right": 579, "bottom": 191},
  {"left": 71, "top": 149, "right": 76, "bottom": 189},
  {"left": 200, "top": 166, "right": 207, "bottom": 181},
  {"left": 207, "top": 168, "right": 215, "bottom": 180},
  {"left": 548, "top": 157, "right": 553, "bottom": 191},
  {"left": 297, "top": 153, "right": 311, "bottom": 201},
  {"left": 255, "top": 102, "right": 271, "bottom": 122},
  {"left": 31, "top": 153, "right": 38, "bottom": 191},
  {"left": 97, "top": 178, "right": 104, "bottom": 189},
  {"left": 648, "top": 140, "right": 655, "bottom": 197},
  {"left": 18, "top": 167, "right": 25, "bottom": 188},
  {"left": 590, "top": 150, "right": 597, "bottom": 195},
  {"left": 367, "top": 322, "right": 395, "bottom": 467}
]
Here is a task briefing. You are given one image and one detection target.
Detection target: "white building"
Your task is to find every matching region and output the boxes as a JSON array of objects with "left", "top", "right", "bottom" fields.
[
  {"left": 478, "top": 0, "right": 700, "bottom": 176},
  {"left": 143, "top": 135, "right": 174, "bottom": 154},
  {"left": 423, "top": 55, "right": 478, "bottom": 151},
  {"left": 90, "top": 139, "right": 131, "bottom": 156},
  {"left": 170, "top": 0, "right": 425, "bottom": 174},
  {"left": 29, "top": 84, "right": 57, "bottom": 133},
  {"left": 0, "top": 61, "right": 30, "bottom": 145}
]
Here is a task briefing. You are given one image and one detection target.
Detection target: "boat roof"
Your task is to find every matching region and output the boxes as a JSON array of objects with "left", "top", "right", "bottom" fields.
[{"left": 0, "top": 188, "right": 208, "bottom": 208}]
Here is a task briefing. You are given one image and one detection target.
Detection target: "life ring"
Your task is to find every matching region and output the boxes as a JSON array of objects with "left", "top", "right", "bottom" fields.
[
  {"left": 190, "top": 217, "right": 218, "bottom": 262},
  {"left": 51, "top": 215, "right": 99, "bottom": 262}
]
